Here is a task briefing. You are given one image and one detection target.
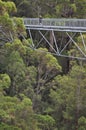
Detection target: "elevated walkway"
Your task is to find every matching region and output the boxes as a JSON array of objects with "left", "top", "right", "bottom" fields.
[
  {"left": 24, "top": 18, "right": 86, "bottom": 32},
  {"left": 24, "top": 18, "right": 86, "bottom": 60}
]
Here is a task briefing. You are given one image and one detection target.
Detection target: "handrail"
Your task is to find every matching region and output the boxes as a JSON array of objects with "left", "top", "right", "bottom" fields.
[{"left": 24, "top": 18, "right": 86, "bottom": 28}]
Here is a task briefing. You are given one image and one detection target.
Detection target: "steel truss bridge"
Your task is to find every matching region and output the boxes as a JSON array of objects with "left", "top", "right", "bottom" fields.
[{"left": 23, "top": 18, "right": 86, "bottom": 60}]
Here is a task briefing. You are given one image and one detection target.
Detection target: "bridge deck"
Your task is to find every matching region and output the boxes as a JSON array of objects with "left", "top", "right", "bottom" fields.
[{"left": 24, "top": 18, "right": 86, "bottom": 32}]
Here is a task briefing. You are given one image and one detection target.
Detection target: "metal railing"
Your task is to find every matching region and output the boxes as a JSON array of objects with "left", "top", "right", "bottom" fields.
[{"left": 24, "top": 18, "right": 86, "bottom": 28}]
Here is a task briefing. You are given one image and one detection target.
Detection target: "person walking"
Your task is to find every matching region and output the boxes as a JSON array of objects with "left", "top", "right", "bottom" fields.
[{"left": 39, "top": 15, "right": 42, "bottom": 25}]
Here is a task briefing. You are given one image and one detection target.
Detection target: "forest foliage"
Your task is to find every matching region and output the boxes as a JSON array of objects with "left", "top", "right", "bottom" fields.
[{"left": 0, "top": 0, "right": 86, "bottom": 130}]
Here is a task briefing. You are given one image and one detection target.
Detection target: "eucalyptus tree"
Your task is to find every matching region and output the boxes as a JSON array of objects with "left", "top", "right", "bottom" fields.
[{"left": 50, "top": 65, "right": 86, "bottom": 130}]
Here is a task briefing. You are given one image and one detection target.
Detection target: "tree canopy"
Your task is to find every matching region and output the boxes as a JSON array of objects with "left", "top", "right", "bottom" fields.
[{"left": 0, "top": 0, "right": 86, "bottom": 130}]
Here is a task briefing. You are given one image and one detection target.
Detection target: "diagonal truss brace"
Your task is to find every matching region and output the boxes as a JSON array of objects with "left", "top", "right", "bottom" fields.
[
  {"left": 39, "top": 30, "right": 57, "bottom": 54},
  {"left": 60, "top": 32, "right": 76, "bottom": 54},
  {"left": 27, "top": 28, "right": 86, "bottom": 60},
  {"left": 66, "top": 32, "right": 86, "bottom": 57}
]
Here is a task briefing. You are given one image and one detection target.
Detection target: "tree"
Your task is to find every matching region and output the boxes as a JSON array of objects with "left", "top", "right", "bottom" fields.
[
  {"left": 5, "top": 50, "right": 26, "bottom": 96},
  {"left": 36, "top": 114, "right": 55, "bottom": 130},
  {"left": 0, "top": 73, "right": 11, "bottom": 89},
  {"left": 0, "top": 94, "right": 39, "bottom": 130},
  {"left": 50, "top": 65, "right": 86, "bottom": 130}
]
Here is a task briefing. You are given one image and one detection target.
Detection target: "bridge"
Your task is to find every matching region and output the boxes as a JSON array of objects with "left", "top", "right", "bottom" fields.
[{"left": 24, "top": 18, "right": 86, "bottom": 60}]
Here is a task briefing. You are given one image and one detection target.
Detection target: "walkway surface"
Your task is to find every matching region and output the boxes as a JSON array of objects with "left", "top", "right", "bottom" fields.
[{"left": 24, "top": 18, "right": 86, "bottom": 32}]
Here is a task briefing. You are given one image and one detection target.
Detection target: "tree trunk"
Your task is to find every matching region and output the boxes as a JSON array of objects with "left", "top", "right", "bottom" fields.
[{"left": 75, "top": 76, "right": 81, "bottom": 130}]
